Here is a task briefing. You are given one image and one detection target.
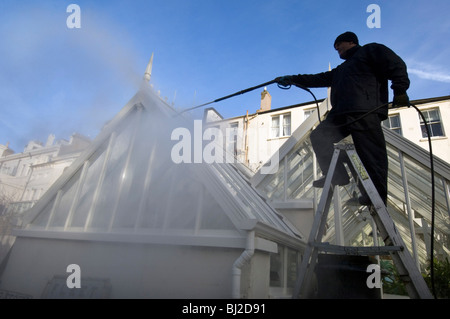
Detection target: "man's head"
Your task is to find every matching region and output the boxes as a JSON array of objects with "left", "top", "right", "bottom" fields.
[{"left": 334, "top": 31, "right": 359, "bottom": 59}]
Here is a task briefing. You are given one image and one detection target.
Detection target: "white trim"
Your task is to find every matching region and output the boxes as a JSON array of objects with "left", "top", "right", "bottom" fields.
[
  {"left": 270, "top": 199, "right": 313, "bottom": 210},
  {"left": 13, "top": 228, "right": 247, "bottom": 249}
]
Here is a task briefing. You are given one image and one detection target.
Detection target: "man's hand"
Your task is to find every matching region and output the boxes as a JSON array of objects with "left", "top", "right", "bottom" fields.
[
  {"left": 392, "top": 93, "right": 410, "bottom": 108},
  {"left": 275, "top": 76, "right": 293, "bottom": 87}
]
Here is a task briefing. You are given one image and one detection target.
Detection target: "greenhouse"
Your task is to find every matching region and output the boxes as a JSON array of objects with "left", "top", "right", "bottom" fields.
[{"left": 0, "top": 79, "right": 448, "bottom": 299}]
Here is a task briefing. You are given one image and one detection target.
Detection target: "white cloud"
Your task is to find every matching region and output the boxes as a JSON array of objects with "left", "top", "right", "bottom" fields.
[
  {"left": 408, "top": 68, "right": 450, "bottom": 83},
  {"left": 407, "top": 60, "right": 450, "bottom": 83}
]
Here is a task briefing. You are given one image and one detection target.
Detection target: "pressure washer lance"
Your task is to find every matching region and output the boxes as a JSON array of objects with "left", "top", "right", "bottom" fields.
[
  {"left": 175, "top": 79, "right": 278, "bottom": 115},
  {"left": 175, "top": 78, "right": 320, "bottom": 120}
]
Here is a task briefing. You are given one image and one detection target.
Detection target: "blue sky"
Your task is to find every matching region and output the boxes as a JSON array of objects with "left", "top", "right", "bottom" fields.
[{"left": 0, "top": 0, "right": 449, "bottom": 152}]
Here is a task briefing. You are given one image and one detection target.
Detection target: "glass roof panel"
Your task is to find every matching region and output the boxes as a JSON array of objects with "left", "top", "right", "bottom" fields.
[{"left": 70, "top": 142, "right": 108, "bottom": 228}]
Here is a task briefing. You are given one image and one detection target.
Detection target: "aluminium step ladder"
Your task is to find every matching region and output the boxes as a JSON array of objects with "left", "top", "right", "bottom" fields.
[{"left": 293, "top": 143, "right": 433, "bottom": 299}]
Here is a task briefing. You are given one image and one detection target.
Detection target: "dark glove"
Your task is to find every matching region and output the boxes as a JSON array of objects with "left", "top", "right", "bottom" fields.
[
  {"left": 392, "top": 93, "right": 410, "bottom": 108},
  {"left": 275, "top": 76, "right": 293, "bottom": 87}
]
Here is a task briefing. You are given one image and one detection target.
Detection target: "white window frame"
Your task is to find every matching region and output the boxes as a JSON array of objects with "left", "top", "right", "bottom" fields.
[
  {"left": 271, "top": 113, "right": 291, "bottom": 138},
  {"left": 303, "top": 109, "right": 315, "bottom": 121},
  {"left": 420, "top": 108, "right": 445, "bottom": 138},
  {"left": 383, "top": 113, "right": 402, "bottom": 135},
  {"left": 269, "top": 245, "right": 300, "bottom": 298},
  {"left": 228, "top": 122, "right": 239, "bottom": 156}
]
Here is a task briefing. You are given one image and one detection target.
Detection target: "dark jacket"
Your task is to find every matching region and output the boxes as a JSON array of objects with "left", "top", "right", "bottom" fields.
[{"left": 290, "top": 43, "right": 410, "bottom": 120}]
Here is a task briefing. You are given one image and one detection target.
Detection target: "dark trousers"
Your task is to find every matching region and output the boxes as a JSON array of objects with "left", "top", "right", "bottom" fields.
[{"left": 310, "top": 113, "right": 388, "bottom": 203}]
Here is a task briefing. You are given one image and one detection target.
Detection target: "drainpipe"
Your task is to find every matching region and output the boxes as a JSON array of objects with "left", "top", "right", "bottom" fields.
[{"left": 232, "top": 230, "right": 255, "bottom": 299}]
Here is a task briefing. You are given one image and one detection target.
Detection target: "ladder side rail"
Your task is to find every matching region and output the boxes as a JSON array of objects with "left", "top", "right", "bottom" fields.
[
  {"left": 293, "top": 147, "right": 340, "bottom": 298},
  {"left": 294, "top": 188, "right": 334, "bottom": 298},
  {"left": 369, "top": 208, "right": 432, "bottom": 299}
]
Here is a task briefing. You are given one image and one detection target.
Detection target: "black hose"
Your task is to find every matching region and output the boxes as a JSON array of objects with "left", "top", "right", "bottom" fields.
[
  {"left": 410, "top": 103, "right": 437, "bottom": 299},
  {"left": 294, "top": 84, "right": 322, "bottom": 123}
]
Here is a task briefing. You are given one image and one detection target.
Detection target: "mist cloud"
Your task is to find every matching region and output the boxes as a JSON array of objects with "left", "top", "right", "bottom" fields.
[{"left": 0, "top": 5, "right": 145, "bottom": 151}]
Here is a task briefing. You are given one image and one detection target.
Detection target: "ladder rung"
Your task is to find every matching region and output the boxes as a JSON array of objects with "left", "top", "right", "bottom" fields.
[{"left": 314, "top": 243, "right": 403, "bottom": 256}]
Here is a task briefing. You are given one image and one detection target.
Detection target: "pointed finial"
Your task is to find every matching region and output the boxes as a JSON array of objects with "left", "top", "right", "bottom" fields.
[{"left": 144, "top": 53, "right": 154, "bottom": 82}]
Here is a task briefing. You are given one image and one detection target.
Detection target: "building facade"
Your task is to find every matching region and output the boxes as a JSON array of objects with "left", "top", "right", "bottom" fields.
[
  {"left": 0, "top": 133, "right": 90, "bottom": 265},
  {"left": 0, "top": 133, "right": 91, "bottom": 214},
  {"left": 204, "top": 92, "right": 449, "bottom": 172}
]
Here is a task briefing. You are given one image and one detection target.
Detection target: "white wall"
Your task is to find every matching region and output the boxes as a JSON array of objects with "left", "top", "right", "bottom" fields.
[
  {"left": 394, "top": 100, "right": 450, "bottom": 161},
  {"left": 0, "top": 237, "right": 252, "bottom": 298}
]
